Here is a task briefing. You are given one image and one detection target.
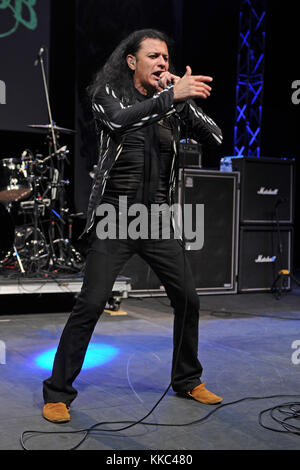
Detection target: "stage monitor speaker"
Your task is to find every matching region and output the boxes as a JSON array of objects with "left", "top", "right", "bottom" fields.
[
  {"left": 230, "top": 157, "right": 295, "bottom": 224},
  {"left": 120, "top": 169, "right": 239, "bottom": 296},
  {"left": 238, "top": 225, "right": 293, "bottom": 292}
]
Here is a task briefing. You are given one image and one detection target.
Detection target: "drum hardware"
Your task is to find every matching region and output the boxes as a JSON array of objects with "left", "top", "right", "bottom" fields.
[
  {"left": 20, "top": 198, "right": 51, "bottom": 217},
  {"left": 34, "top": 47, "right": 60, "bottom": 158},
  {"left": 13, "top": 244, "right": 25, "bottom": 274},
  {"left": 66, "top": 212, "right": 85, "bottom": 269},
  {"left": 42, "top": 145, "right": 68, "bottom": 163},
  {"left": 0, "top": 144, "right": 84, "bottom": 274},
  {"left": 21, "top": 149, "right": 35, "bottom": 161},
  {"left": 0, "top": 203, "right": 15, "bottom": 264},
  {"left": 67, "top": 212, "right": 84, "bottom": 240},
  {"left": 0, "top": 158, "right": 33, "bottom": 202},
  {"left": 21, "top": 151, "right": 49, "bottom": 176},
  {"left": 0, "top": 47, "right": 84, "bottom": 276},
  {"left": 34, "top": 46, "right": 64, "bottom": 215},
  {"left": 0, "top": 202, "right": 26, "bottom": 273},
  {"left": 21, "top": 143, "right": 83, "bottom": 273},
  {"left": 31, "top": 171, "right": 46, "bottom": 272},
  {"left": 27, "top": 124, "right": 76, "bottom": 135},
  {"left": 14, "top": 225, "right": 49, "bottom": 272}
]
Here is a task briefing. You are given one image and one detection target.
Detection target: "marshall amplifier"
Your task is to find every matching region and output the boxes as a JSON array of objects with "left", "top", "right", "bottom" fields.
[
  {"left": 229, "top": 157, "right": 295, "bottom": 224},
  {"left": 178, "top": 140, "right": 202, "bottom": 168},
  {"left": 120, "top": 169, "right": 239, "bottom": 296},
  {"left": 238, "top": 225, "right": 293, "bottom": 292}
]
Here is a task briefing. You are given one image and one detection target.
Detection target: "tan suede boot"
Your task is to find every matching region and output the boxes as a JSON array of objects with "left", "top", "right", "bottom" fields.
[
  {"left": 42, "top": 402, "right": 71, "bottom": 423},
  {"left": 186, "top": 382, "right": 223, "bottom": 405}
]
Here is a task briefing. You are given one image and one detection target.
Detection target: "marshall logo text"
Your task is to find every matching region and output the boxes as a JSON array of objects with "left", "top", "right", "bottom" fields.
[
  {"left": 257, "top": 187, "right": 279, "bottom": 196},
  {"left": 255, "top": 254, "right": 277, "bottom": 263}
]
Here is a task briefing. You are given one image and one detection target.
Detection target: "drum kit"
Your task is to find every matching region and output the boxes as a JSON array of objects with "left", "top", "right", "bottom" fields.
[
  {"left": 0, "top": 47, "right": 84, "bottom": 278},
  {"left": 0, "top": 123, "right": 84, "bottom": 276}
]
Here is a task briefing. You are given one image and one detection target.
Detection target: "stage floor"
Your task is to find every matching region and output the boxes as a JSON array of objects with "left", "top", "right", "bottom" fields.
[{"left": 0, "top": 286, "right": 300, "bottom": 451}]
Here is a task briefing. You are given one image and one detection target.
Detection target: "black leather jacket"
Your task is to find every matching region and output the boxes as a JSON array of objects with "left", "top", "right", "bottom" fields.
[{"left": 83, "top": 83, "right": 223, "bottom": 235}]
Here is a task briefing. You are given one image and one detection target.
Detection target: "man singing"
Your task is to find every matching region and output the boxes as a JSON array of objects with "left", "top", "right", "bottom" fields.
[{"left": 42, "top": 29, "right": 223, "bottom": 423}]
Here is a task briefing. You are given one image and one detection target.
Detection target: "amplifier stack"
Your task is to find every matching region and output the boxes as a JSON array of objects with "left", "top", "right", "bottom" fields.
[
  {"left": 120, "top": 155, "right": 295, "bottom": 296},
  {"left": 120, "top": 168, "right": 240, "bottom": 296},
  {"left": 229, "top": 156, "right": 295, "bottom": 292}
]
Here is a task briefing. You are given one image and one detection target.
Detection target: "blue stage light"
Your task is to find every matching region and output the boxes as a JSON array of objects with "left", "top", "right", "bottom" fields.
[{"left": 35, "top": 343, "right": 119, "bottom": 370}]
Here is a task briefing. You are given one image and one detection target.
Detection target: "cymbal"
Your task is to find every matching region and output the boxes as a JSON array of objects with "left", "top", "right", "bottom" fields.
[{"left": 28, "top": 124, "right": 76, "bottom": 135}]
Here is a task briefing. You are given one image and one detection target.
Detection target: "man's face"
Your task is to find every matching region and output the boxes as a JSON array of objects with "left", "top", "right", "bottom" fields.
[{"left": 129, "top": 38, "right": 169, "bottom": 95}]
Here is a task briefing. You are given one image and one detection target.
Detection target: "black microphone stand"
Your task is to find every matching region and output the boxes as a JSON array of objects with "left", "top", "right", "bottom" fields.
[{"left": 271, "top": 199, "right": 300, "bottom": 299}]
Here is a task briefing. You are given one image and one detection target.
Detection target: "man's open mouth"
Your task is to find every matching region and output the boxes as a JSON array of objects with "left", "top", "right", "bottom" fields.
[{"left": 152, "top": 71, "right": 162, "bottom": 80}]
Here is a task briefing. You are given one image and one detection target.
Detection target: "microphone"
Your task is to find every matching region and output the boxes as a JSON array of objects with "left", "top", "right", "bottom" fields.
[
  {"left": 34, "top": 46, "right": 45, "bottom": 66},
  {"left": 157, "top": 77, "right": 175, "bottom": 89}
]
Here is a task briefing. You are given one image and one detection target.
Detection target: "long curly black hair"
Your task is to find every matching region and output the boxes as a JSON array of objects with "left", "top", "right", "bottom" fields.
[{"left": 87, "top": 28, "right": 176, "bottom": 105}]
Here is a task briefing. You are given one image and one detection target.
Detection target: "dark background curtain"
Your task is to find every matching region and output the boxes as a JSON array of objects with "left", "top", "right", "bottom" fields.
[{"left": 0, "top": 0, "right": 299, "bottom": 266}]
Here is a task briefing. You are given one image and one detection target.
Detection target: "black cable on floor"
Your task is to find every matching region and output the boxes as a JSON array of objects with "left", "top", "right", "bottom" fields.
[
  {"left": 207, "top": 309, "right": 300, "bottom": 321},
  {"left": 20, "top": 393, "right": 300, "bottom": 450},
  {"left": 20, "top": 125, "right": 192, "bottom": 451},
  {"left": 259, "top": 401, "right": 300, "bottom": 435},
  {"left": 19, "top": 135, "right": 300, "bottom": 450}
]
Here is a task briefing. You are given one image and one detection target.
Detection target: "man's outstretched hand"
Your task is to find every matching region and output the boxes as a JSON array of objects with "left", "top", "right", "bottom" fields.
[{"left": 173, "top": 66, "right": 212, "bottom": 102}]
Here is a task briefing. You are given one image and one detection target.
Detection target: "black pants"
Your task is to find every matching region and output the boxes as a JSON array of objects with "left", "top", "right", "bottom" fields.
[{"left": 43, "top": 229, "right": 203, "bottom": 406}]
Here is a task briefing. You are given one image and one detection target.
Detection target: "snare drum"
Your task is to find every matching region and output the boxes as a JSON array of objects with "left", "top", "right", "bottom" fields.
[{"left": 0, "top": 158, "right": 32, "bottom": 202}]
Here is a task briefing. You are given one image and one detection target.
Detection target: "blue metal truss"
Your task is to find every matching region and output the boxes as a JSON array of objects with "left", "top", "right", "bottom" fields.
[{"left": 234, "top": 0, "right": 266, "bottom": 157}]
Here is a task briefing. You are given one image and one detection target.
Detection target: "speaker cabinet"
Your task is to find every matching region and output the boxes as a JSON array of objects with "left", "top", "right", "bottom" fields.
[
  {"left": 120, "top": 169, "right": 239, "bottom": 296},
  {"left": 231, "top": 157, "right": 295, "bottom": 224},
  {"left": 238, "top": 225, "right": 293, "bottom": 292}
]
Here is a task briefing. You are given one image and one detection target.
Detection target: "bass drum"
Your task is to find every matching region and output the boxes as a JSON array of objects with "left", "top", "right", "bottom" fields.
[{"left": 0, "top": 203, "right": 15, "bottom": 262}]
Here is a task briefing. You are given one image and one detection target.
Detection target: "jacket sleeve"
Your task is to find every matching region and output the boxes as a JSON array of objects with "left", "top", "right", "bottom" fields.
[
  {"left": 92, "top": 84, "right": 176, "bottom": 135},
  {"left": 175, "top": 100, "right": 223, "bottom": 146}
]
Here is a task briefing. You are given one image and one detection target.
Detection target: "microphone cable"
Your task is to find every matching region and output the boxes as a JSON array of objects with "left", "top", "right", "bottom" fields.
[{"left": 20, "top": 393, "right": 300, "bottom": 450}]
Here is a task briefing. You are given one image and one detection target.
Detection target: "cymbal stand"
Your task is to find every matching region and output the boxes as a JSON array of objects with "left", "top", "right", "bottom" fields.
[
  {"left": 35, "top": 47, "right": 61, "bottom": 267},
  {"left": 35, "top": 47, "right": 58, "bottom": 157},
  {"left": 35, "top": 47, "right": 72, "bottom": 269},
  {"left": 35, "top": 46, "right": 83, "bottom": 273}
]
